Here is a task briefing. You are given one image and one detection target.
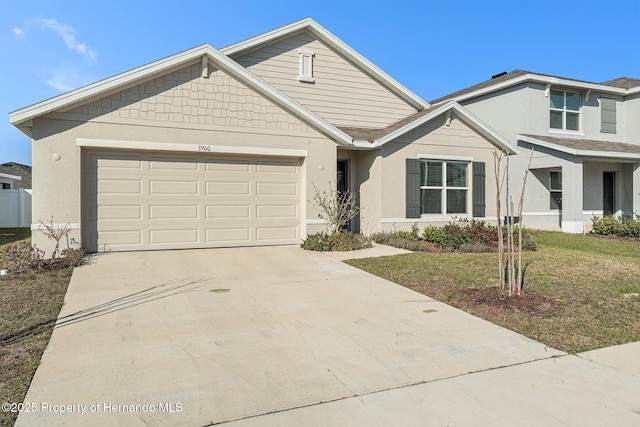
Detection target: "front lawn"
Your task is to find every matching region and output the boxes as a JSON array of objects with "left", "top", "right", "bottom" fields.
[
  {"left": 0, "top": 230, "right": 75, "bottom": 426},
  {"left": 347, "top": 231, "right": 640, "bottom": 354}
]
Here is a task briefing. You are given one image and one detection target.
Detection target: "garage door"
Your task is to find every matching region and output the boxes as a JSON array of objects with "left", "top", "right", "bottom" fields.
[{"left": 82, "top": 151, "right": 302, "bottom": 252}]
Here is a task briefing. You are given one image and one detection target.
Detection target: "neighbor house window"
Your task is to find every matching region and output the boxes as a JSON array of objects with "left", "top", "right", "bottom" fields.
[
  {"left": 420, "top": 160, "right": 469, "bottom": 214},
  {"left": 550, "top": 90, "right": 581, "bottom": 131},
  {"left": 550, "top": 171, "right": 562, "bottom": 210},
  {"left": 298, "top": 50, "right": 314, "bottom": 83},
  {"left": 600, "top": 98, "right": 617, "bottom": 134}
]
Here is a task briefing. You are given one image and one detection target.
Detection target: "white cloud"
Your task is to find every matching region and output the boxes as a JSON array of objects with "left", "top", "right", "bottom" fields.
[
  {"left": 45, "top": 68, "right": 92, "bottom": 92},
  {"left": 13, "top": 26, "right": 25, "bottom": 36},
  {"left": 36, "top": 18, "right": 97, "bottom": 61}
]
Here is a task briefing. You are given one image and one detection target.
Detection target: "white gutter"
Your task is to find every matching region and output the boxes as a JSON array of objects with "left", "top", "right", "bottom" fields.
[
  {"left": 518, "top": 134, "right": 640, "bottom": 160},
  {"left": 440, "top": 73, "right": 632, "bottom": 105}
]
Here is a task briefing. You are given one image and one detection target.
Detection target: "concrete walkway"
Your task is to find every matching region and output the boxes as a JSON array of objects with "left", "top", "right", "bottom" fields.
[{"left": 16, "top": 246, "right": 640, "bottom": 426}]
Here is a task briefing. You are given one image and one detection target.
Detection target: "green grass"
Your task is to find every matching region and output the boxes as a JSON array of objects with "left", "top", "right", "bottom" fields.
[
  {"left": 347, "top": 231, "right": 640, "bottom": 354},
  {"left": 0, "top": 230, "right": 74, "bottom": 426},
  {"left": 0, "top": 228, "right": 31, "bottom": 246}
]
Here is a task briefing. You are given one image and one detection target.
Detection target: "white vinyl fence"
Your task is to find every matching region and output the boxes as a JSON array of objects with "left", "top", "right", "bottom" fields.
[{"left": 0, "top": 189, "right": 32, "bottom": 228}]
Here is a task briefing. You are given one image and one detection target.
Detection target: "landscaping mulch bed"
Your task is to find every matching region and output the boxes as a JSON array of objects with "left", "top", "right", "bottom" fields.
[{"left": 461, "top": 286, "right": 559, "bottom": 316}]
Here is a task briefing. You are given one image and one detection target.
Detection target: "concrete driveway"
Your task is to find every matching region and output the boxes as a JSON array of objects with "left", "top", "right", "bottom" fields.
[{"left": 17, "top": 246, "right": 640, "bottom": 426}]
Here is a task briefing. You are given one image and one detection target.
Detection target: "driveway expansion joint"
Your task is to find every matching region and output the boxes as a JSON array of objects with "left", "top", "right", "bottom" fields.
[{"left": 205, "top": 353, "right": 569, "bottom": 426}]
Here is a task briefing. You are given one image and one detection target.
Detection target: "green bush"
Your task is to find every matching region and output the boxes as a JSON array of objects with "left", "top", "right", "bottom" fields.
[
  {"left": 592, "top": 215, "right": 640, "bottom": 238},
  {"left": 394, "top": 223, "right": 420, "bottom": 241},
  {"left": 422, "top": 222, "right": 472, "bottom": 249},
  {"left": 301, "top": 231, "right": 372, "bottom": 252}
]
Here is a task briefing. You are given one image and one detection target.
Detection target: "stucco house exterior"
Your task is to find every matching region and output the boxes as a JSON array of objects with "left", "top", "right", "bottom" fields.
[
  {"left": 433, "top": 70, "right": 640, "bottom": 233},
  {"left": 10, "top": 18, "right": 515, "bottom": 254}
]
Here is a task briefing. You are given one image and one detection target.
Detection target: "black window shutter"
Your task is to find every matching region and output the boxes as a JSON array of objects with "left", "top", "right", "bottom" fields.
[
  {"left": 406, "top": 158, "right": 421, "bottom": 218},
  {"left": 472, "top": 162, "right": 486, "bottom": 218}
]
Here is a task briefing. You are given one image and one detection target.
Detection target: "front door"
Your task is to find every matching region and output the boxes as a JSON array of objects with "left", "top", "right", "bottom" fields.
[
  {"left": 336, "top": 159, "right": 351, "bottom": 231},
  {"left": 603, "top": 172, "right": 615, "bottom": 216}
]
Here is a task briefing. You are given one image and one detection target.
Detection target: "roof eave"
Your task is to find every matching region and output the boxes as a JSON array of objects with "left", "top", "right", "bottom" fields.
[
  {"left": 517, "top": 134, "right": 640, "bottom": 160},
  {"left": 221, "top": 18, "right": 430, "bottom": 111},
  {"left": 10, "top": 42, "right": 353, "bottom": 145},
  {"left": 10, "top": 44, "right": 214, "bottom": 131},
  {"left": 373, "top": 102, "right": 518, "bottom": 154},
  {"left": 442, "top": 73, "right": 633, "bottom": 105}
]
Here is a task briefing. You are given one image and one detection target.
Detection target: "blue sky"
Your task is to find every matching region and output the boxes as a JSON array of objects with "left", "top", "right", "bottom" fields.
[{"left": 2, "top": 0, "right": 639, "bottom": 166}]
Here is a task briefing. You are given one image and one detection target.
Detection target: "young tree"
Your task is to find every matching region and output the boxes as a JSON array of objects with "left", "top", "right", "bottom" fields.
[
  {"left": 493, "top": 149, "right": 533, "bottom": 296},
  {"left": 310, "top": 182, "right": 360, "bottom": 234}
]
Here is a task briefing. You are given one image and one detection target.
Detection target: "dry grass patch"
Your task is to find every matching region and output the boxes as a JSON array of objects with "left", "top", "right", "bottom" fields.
[
  {"left": 347, "top": 231, "right": 640, "bottom": 354},
  {"left": 0, "top": 230, "right": 75, "bottom": 426}
]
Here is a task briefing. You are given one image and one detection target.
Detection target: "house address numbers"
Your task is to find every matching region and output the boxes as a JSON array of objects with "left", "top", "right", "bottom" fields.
[{"left": 198, "top": 145, "right": 211, "bottom": 152}]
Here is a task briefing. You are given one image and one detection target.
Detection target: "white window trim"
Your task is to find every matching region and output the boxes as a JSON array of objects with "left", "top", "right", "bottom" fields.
[
  {"left": 419, "top": 159, "right": 471, "bottom": 216},
  {"left": 298, "top": 49, "right": 315, "bottom": 83},
  {"left": 550, "top": 89, "right": 581, "bottom": 132}
]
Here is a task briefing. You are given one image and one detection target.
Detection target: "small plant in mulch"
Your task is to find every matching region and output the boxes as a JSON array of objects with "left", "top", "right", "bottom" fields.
[
  {"left": 302, "top": 231, "right": 372, "bottom": 252},
  {"left": 372, "top": 218, "right": 536, "bottom": 254}
]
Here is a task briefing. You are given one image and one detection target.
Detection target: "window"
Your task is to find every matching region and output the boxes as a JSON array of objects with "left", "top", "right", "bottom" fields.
[
  {"left": 298, "top": 50, "right": 314, "bottom": 83},
  {"left": 550, "top": 171, "right": 562, "bottom": 210},
  {"left": 550, "top": 90, "right": 580, "bottom": 131},
  {"left": 1, "top": 182, "right": 10, "bottom": 189},
  {"left": 600, "top": 98, "right": 616, "bottom": 134},
  {"left": 420, "top": 160, "right": 469, "bottom": 214}
]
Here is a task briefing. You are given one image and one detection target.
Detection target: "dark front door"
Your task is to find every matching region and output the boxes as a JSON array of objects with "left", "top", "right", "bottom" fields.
[
  {"left": 603, "top": 172, "right": 615, "bottom": 216},
  {"left": 336, "top": 159, "right": 350, "bottom": 231}
]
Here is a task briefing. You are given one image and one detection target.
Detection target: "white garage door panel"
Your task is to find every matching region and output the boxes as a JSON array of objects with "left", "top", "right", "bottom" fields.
[{"left": 83, "top": 151, "right": 301, "bottom": 252}]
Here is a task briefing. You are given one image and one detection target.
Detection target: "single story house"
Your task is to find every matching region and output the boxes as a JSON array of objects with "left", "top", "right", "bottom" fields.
[
  {"left": 432, "top": 70, "right": 640, "bottom": 233},
  {"left": 0, "top": 162, "right": 32, "bottom": 190},
  {"left": 10, "top": 18, "right": 516, "bottom": 254}
]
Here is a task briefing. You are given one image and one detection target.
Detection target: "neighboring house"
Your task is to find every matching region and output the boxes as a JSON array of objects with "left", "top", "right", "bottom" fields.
[
  {"left": 0, "top": 163, "right": 32, "bottom": 227},
  {"left": 432, "top": 70, "right": 640, "bottom": 233},
  {"left": 0, "top": 162, "right": 32, "bottom": 189},
  {"left": 10, "top": 18, "right": 515, "bottom": 254},
  {"left": 0, "top": 172, "right": 21, "bottom": 189}
]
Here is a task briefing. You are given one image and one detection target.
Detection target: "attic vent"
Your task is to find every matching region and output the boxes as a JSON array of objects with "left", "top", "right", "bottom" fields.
[
  {"left": 298, "top": 50, "right": 315, "bottom": 83},
  {"left": 491, "top": 72, "right": 508, "bottom": 79}
]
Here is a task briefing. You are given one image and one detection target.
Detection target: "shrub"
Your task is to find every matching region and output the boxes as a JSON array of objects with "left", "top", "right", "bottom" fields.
[
  {"left": 592, "top": 215, "right": 640, "bottom": 238},
  {"left": 301, "top": 231, "right": 372, "bottom": 252},
  {"left": 0, "top": 241, "right": 45, "bottom": 274},
  {"left": 371, "top": 232, "right": 434, "bottom": 252},
  {"left": 394, "top": 223, "right": 420, "bottom": 241},
  {"left": 422, "top": 222, "right": 472, "bottom": 249}
]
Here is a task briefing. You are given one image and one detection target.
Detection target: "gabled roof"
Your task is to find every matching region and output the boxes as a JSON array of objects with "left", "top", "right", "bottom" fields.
[
  {"left": 221, "top": 18, "right": 430, "bottom": 111},
  {"left": 518, "top": 134, "right": 640, "bottom": 160},
  {"left": 432, "top": 70, "right": 640, "bottom": 105},
  {"left": 340, "top": 101, "right": 518, "bottom": 154},
  {"left": 9, "top": 43, "right": 353, "bottom": 145}
]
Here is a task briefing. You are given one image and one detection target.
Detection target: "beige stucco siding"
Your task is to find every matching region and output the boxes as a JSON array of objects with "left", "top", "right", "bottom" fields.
[
  {"left": 234, "top": 31, "right": 416, "bottom": 129},
  {"left": 375, "top": 115, "right": 500, "bottom": 231},
  {"left": 31, "top": 62, "right": 336, "bottom": 255}
]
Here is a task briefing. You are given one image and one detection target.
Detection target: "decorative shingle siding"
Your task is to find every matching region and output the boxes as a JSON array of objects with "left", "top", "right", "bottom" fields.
[
  {"left": 67, "top": 62, "right": 311, "bottom": 133},
  {"left": 234, "top": 32, "right": 416, "bottom": 129}
]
